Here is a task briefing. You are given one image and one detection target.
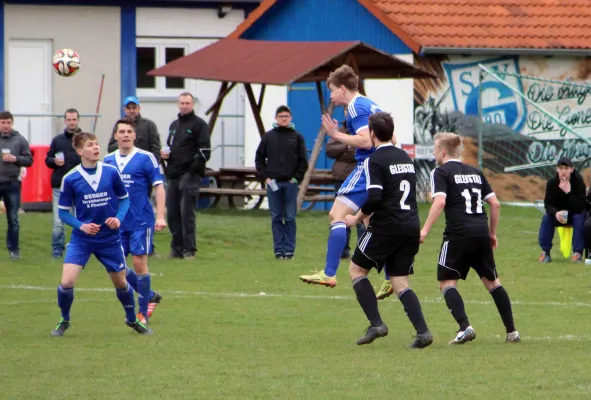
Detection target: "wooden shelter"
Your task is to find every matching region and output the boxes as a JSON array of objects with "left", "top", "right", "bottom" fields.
[{"left": 148, "top": 38, "right": 435, "bottom": 210}]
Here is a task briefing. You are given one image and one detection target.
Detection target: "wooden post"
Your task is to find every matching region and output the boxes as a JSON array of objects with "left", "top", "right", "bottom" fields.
[
  {"left": 258, "top": 84, "right": 266, "bottom": 109},
  {"left": 297, "top": 81, "right": 334, "bottom": 211},
  {"left": 244, "top": 83, "right": 267, "bottom": 138},
  {"left": 207, "top": 81, "right": 230, "bottom": 134},
  {"left": 347, "top": 53, "right": 366, "bottom": 96},
  {"left": 206, "top": 81, "right": 236, "bottom": 115}
]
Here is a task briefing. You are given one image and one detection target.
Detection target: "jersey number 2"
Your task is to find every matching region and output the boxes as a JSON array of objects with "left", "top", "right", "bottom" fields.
[
  {"left": 400, "top": 180, "right": 411, "bottom": 210},
  {"left": 461, "top": 188, "right": 483, "bottom": 214}
]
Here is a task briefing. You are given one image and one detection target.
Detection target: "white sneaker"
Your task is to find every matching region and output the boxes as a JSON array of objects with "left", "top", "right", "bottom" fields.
[
  {"left": 449, "top": 326, "right": 476, "bottom": 344},
  {"left": 506, "top": 331, "right": 521, "bottom": 343}
]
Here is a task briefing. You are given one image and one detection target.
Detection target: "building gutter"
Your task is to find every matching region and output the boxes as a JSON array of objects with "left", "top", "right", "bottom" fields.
[{"left": 420, "top": 46, "right": 591, "bottom": 57}]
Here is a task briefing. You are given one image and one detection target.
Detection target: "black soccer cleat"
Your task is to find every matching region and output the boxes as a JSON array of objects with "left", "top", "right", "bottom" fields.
[
  {"left": 408, "top": 331, "right": 434, "bottom": 349},
  {"left": 126, "top": 318, "right": 153, "bottom": 335},
  {"left": 356, "top": 323, "right": 389, "bottom": 345},
  {"left": 51, "top": 318, "right": 70, "bottom": 337}
]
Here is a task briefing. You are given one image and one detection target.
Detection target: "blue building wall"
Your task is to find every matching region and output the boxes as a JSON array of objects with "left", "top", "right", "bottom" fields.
[
  {"left": 120, "top": 5, "right": 137, "bottom": 115},
  {"left": 241, "top": 0, "right": 410, "bottom": 210}
]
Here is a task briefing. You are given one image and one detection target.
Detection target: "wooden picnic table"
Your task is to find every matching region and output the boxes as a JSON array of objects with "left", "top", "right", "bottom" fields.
[{"left": 202, "top": 166, "right": 336, "bottom": 210}]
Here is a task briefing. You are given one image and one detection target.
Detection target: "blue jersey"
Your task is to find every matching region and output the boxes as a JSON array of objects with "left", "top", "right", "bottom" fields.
[
  {"left": 346, "top": 95, "right": 382, "bottom": 162},
  {"left": 104, "top": 148, "right": 163, "bottom": 233},
  {"left": 58, "top": 162, "right": 129, "bottom": 243}
]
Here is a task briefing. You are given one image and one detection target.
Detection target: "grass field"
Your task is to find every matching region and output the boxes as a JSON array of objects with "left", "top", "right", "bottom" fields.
[{"left": 1, "top": 205, "right": 591, "bottom": 399}]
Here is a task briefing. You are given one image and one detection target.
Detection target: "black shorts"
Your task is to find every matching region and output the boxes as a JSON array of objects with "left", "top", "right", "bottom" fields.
[
  {"left": 437, "top": 236, "right": 497, "bottom": 281},
  {"left": 352, "top": 232, "right": 419, "bottom": 277}
]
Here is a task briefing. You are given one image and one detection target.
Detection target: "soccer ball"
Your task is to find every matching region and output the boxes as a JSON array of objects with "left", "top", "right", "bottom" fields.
[{"left": 52, "top": 48, "right": 80, "bottom": 77}]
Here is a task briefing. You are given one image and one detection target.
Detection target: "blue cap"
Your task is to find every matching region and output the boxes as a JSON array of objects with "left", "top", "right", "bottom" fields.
[{"left": 123, "top": 96, "right": 140, "bottom": 106}]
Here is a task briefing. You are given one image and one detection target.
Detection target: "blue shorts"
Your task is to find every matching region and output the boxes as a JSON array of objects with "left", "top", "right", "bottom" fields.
[
  {"left": 121, "top": 227, "right": 154, "bottom": 257},
  {"left": 64, "top": 239, "right": 127, "bottom": 273},
  {"left": 336, "top": 162, "right": 368, "bottom": 212}
]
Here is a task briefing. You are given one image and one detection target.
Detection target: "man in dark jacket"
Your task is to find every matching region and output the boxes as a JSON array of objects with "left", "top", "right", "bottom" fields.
[
  {"left": 539, "top": 157, "right": 586, "bottom": 263},
  {"left": 107, "top": 96, "right": 161, "bottom": 163},
  {"left": 0, "top": 111, "right": 33, "bottom": 260},
  {"left": 161, "top": 92, "right": 211, "bottom": 259},
  {"left": 255, "top": 105, "right": 308, "bottom": 259},
  {"left": 326, "top": 120, "right": 366, "bottom": 259},
  {"left": 45, "top": 108, "right": 82, "bottom": 258},
  {"left": 584, "top": 189, "right": 591, "bottom": 265}
]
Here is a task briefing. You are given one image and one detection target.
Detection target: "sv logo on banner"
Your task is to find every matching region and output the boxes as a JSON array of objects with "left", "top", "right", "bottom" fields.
[{"left": 443, "top": 56, "right": 527, "bottom": 132}]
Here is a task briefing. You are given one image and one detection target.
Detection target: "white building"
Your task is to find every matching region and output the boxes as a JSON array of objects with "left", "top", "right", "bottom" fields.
[{"left": 1, "top": 0, "right": 259, "bottom": 169}]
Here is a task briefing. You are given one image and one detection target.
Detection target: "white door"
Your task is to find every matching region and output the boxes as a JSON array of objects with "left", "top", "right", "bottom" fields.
[{"left": 8, "top": 39, "right": 53, "bottom": 145}]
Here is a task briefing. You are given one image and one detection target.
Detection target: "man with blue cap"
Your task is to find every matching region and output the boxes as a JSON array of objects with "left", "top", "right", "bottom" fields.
[{"left": 108, "top": 96, "right": 161, "bottom": 163}]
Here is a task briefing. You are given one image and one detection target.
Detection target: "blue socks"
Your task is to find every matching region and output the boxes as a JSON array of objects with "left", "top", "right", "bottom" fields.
[
  {"left": 125, "top": 267, "right": 138, "bottom": 292},
  {"left": 324, "top": 222, "right": 347, "bottom": 277},
  {"left": 126, "top": 267, "right": 155, "bottom": 302},
  {"left": 58, "top": 281, "right": 141, "bottom": 324},
  {"left": 116, "top": 283, "right": 137, "bottom": 323},
  {"left": 57, "top": 285, "right": 74, "bottom": 321},
  {"left": 137, "top": 273, "right": 152, "bottom": 316}
]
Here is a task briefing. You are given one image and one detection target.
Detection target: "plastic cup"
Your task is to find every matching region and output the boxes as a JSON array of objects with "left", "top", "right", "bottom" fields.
[
  {"left": 268, "top": 179, "right": 279, "bottom": 192},
  {"left": 55, "top": 152, "right": 64, "bottom": 161}
]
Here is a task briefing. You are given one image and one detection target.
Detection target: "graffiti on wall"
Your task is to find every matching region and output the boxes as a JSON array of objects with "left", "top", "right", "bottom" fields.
[{"left": 412, "top": 55, "right": 591, "bottom": 201}]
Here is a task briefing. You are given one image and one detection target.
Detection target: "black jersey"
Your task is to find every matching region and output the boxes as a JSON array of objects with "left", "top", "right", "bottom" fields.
[
  {"left": 361, "top": 144, "right": 420, "bottom": 236},
  {"left": 431, "top": 160, "right": 495, "bottom": 237}
]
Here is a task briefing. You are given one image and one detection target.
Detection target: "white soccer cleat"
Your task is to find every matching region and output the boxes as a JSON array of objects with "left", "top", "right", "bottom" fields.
[
  {"left": 449, "top": 326, "right": 476, "bottom": 344},
  {"left": 506, "top": 331, "right": 521, "bottom": 343}
]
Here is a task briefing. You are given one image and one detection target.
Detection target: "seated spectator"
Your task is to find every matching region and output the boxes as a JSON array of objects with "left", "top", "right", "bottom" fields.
[
  {"left": 583, "top": 188, "right": 591, "bottom": 264},
  {"left": 539, "top": 157, "right": 586, "bottom": 263}
]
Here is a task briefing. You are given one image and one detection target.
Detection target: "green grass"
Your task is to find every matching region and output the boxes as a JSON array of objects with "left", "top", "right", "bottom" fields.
[{"left": 1, "top": 205, "right": 591, "bottom": 399}]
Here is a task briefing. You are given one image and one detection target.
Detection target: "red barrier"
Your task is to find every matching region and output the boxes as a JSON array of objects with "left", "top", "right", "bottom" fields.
[{"left": 21, "top": 145, "right": 53, "bottom": 207}]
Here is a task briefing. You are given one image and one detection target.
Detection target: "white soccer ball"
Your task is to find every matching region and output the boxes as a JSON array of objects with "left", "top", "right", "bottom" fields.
[{"left": 52, "top": 48, "right": 80, "bottom": 77}]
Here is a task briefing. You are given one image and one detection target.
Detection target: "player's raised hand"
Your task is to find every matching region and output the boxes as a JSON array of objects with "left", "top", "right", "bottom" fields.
[
  {"left": 321, "top": 113, "right": 339, "bottom": 137},
  {"left": 105, "top": 217, "right": 121, "bottom": 229},
  {"left": 80, "top": 223, "right": 101, "bottom": 235},
  {"left": 155, "top": 218, "right": 167, "bottom": 231},
  {"left": 490, "top": 234, "right": 498, "bottom": 250}
]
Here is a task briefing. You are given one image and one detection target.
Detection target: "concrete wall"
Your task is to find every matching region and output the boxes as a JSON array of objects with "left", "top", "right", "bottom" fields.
[{"left": 4, "top": 4, "right": 121, "bottom": 150}]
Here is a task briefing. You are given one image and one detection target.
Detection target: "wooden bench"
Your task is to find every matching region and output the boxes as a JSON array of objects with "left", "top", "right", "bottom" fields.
[
  {"left": 199, "top": 187, "right": 336, "bottom": 210},
  {"left": 199, "top": 187, "right": 266, "bottom": 209},
  {"left": 201, "top": 167, "right": 337, "bottom": 210}
]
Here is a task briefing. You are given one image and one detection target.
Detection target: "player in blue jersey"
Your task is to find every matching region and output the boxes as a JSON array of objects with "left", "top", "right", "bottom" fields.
[
  {"left": 300, "top": 65, "right": 391, "bottom": 296},
  {"left": 104, "top": 118, "right": 167, "bottom": 324},
  {"left": 51, "top": 132, "right": 152, "bottom": 336}
]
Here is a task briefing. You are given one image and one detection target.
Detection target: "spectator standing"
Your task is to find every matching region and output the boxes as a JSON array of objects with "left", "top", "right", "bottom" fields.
[
  {"left": 538, "top": 157, "right": 586, "bottom": 263},
  {"left": 0, "top": 111, "right": 33, "bottom": 260},
  {"left": 45, "top": 108, "right": 82, "bottom": 258},
  {"left": 108, "top": 96, "right": 161, "bottom": 163},
  {"left": 255, "top": 105, "right": 308, "bottom": 259},
  {"left": 161, "top": 92, "right": 211, "bottom": 260},
  {"left": 326, "top": 119, "right": 366, "bottom": 259}
]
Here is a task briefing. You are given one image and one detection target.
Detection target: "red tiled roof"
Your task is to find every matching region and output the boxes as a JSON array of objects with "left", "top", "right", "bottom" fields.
[
  {"left": 229, "top": 0, "right": 591, "bottom": 53},
  {"left": 370, "top": 0, "right": 591, "bottom": 51},
  {"left": 147, "top": 39, "right": 434, "bottom": 85}
]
